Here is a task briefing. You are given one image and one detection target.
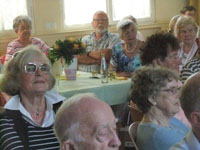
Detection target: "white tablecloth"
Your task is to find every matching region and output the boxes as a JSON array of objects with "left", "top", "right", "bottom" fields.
[{"left": 56, "top": 71, "right": 131, "bottom": 105}]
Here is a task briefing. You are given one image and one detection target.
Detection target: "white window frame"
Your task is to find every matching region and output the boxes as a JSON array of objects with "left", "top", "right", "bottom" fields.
[
  {"left": 0, "top": 0, "right": 33, "bottom": 36},
  {"left": 63, "top": 0, "right": 155, "bottom": 31}
]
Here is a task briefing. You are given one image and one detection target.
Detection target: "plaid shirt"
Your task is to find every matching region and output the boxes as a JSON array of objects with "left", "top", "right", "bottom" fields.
[{"left": 79, "top": 31, "right": 121, "bottom": 72}]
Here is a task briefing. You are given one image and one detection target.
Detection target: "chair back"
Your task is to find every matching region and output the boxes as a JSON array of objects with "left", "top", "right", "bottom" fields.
[
  {"left": 128, "top": 105, "right": 143, "bottom": 122},
  {"left": 129, "top": 121, "right": 140, "bottom": 150}
]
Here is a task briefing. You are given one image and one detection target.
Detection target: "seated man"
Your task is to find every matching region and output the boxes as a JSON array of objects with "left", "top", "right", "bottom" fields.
[
  {"left": 53, "top": 93, "right": 121, "bottom": 150},
  {"left": 78, "top": 11, "right": 121, "bottom": 72},
  {"left": 170, "top": 73, "right": 200, "bottom": 150}
]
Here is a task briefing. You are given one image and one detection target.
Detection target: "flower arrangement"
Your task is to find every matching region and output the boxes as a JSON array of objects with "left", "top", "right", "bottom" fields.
[{"left": 48, "top": 38, "right": 86, "bottom": 65}]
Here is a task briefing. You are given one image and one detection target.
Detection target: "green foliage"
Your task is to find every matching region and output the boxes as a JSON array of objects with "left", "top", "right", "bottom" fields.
[{"left": 48, "top": 38, "right": 86, "bottom": 65}]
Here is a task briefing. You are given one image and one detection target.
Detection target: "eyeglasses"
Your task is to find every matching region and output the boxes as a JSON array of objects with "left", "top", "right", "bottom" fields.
[
  {"left": 161, "top": 87, "right": 180, "bottom": 94},
  {"left": 24, "top": 62, "right": 50, "bottom": 74},
  {"left": 93, "top": 19, "right": 108, "bottom": 22}
]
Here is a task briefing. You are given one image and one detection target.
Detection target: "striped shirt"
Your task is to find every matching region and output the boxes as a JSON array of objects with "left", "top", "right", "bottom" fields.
[
  {"left": 180, "top": 58, "right": 200, "bottom": 83},
  {"left": 5, "top": 37, "right": 49, "bottom": 63},
  {"left": 0, "top": 90, "right": 65, "bottom": 150},
  {"left": 0, "top": 113, "right": 60, "bottom": 150}
]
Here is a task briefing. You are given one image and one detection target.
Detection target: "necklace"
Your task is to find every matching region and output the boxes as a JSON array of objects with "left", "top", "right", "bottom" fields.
[{"left": 125, "top": 40, "right": 138, "bottom": 53}]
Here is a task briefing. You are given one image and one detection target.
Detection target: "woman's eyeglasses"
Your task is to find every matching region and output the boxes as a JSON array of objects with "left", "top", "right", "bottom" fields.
[{"left": 24, "top": 62, "right": 50, "bottom": 74}]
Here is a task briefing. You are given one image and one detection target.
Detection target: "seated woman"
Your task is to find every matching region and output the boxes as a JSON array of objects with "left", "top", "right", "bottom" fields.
[
  {"left": 129, "top": 67, "right": 189, "bottom": 150},
  {"left": 0, "top": 45, "right": 66, "bottom": 150},
  {"left": 123, "top": 15, "right": 145, "bottom": 42},
  {"left": 110, "top": 19, "right": 143, "bottom": 78},
  {"left": 5, "top": 15, "right": 49, "bottom": 64},
  {"left": 168, "top": 15, "right": 181, "bottom": 34},
  {"left": 174, "top": 16, "right": 198, "bottom": 71}
]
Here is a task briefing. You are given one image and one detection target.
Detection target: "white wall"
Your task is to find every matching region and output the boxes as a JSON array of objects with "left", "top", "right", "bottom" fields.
[{"left": 0, "top": 0, "right": 186, "bottom": 56}]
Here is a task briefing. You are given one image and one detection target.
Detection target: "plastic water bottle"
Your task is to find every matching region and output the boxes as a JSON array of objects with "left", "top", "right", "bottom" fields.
[{"left": 100, "top": 54, "right": 108, "bottom": 83}]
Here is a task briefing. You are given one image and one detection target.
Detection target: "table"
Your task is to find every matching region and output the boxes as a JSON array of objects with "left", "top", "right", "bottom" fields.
[{"left": 56, "top": 71, "right": 131, "bottom": 105}]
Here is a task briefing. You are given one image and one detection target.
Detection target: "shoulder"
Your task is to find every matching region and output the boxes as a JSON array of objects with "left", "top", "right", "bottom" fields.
[
  {"left": 7, "top": 39, "right": 21, "bottom": 47},
  {"left": 45, "top": 89, "right": 66, "bottom": 104},
  {"left": 170, "top": 117, "right": 189, "bottom": 132},
  {"left": 0, "top": 109, "right": 21, "bottom": 120},
  {"left": 107, "top": 31, "right": 120, "bottom": 39},
  {"left": 113, "top": 42, "right": 123, "bottom": 52},
  {"left": 31, "top": 37, "right": 44, "bottom": 43},
  {"left": 183, "top": 58, "right": 200, "bottom": 70},
  {"left": 82, "top": 33, "right": 94, "bottom": 41}
]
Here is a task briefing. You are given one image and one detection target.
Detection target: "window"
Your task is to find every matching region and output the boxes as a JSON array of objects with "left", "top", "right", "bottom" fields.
[
  {"left": 63, "top": 0, "right": 154, "bottom": 28},
  {"left": 0, "top": 0, "right": 32, "bottom": 31}
]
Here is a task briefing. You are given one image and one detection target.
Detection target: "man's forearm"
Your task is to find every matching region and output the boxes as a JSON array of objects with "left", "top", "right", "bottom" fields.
[
  {"left": 78, "top": 54, "right": 100, "bottom": 65},
  {"left": 88, "top": 49, "right": 111, "bottom": 61}
]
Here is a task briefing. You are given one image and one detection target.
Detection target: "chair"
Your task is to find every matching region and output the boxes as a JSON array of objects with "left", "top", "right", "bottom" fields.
[{"left": 129, "top": 121, "right": 140, "bottom": 150}]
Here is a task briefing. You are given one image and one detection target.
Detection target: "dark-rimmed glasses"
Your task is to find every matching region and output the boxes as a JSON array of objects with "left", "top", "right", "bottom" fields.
[{"left": 24, "top": 62, "right": 50, "bottom": 74}]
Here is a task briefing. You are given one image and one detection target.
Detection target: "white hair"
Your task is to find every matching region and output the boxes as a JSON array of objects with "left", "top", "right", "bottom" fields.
[{"left": 117, "top": 19, "right": 137, "bottom": 38}]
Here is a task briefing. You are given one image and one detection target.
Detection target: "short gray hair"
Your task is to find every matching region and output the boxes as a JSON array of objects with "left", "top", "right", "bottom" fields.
[
  {"left": 54, "top": 93, "right": 97, "bottom": 146},
  {"left": 180, "top": 73, "right": 200, "bottom": 121},
  {"left": 169, "top": 15, "right": 181, "bottom": 33},
  {"left": 129, "top": 66, "right": 179, "bottom": 113},
  {"left": 123, "top": 15, "right": 138, "bottom": 25},
  {"left": 174, "top": 16, "right": 198, "bottom": 38},
  {"left": 117, "top": 19, "right": 137, "bottom": 38},
  {"left": 0, "top": 45, "right": 55, "bottom": 96},
  {"left": 13, "top": 15, "right": 32, "bottom": 32}
]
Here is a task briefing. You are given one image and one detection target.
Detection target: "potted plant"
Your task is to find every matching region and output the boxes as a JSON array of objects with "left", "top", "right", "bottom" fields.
[{"left": 48, "top": 38, "right": 86, "bottom": 80}]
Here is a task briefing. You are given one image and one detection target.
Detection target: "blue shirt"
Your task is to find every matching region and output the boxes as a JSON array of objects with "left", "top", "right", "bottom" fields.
[
  {"left": 136, "top": 117, "right": 189, "bottom": 150},
  {"left": 170, "top": 130, "right": 200, "bottom": 150},
  {"left": 110, "top": 42, "right": 141, "bottom": 72}
]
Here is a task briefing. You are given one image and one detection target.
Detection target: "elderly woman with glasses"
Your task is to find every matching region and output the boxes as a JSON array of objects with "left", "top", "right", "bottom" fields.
[
  {"left": 109, "top": 19, "right": 143, "bottom": 78},
  {"left": 0, "top": 45, "right": 65, "bottom": 150},
  {"left": 129, "top": 67, "right": 189, "bottom": 150},
  {"left": 174, "top": 16, "right": 199, "bottom": 71},
  {"left": 4, "top": 15, "right": 49, "bottom": 64}
]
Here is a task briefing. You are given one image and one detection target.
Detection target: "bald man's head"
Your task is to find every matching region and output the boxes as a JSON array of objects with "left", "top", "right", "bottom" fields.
[{"left": 54, "top": 93, "right": 121, "bottom": 150}]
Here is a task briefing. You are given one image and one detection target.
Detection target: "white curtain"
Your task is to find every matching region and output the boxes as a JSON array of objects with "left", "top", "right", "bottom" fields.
[{"left": 0, "top": 0, "right": 28, "bottom": 30}]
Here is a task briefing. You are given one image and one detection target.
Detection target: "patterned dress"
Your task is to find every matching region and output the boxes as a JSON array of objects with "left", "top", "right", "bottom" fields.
[{"left": 110, "top": 41, "right": 142, "bottom": 73}]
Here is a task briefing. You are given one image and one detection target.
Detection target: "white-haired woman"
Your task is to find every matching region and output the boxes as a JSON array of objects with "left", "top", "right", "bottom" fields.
[
  {"left": 174, "top": 16, "right": 199, "bottom": 70},
  {"left": 5, "top": 15, "right": 49, "bottom": 64},
  {"left": 0, "top": 45, "right": 65, "bottom": 149},
  {"left": 109, "top": 19, "right": 143, "bottom": 78}
]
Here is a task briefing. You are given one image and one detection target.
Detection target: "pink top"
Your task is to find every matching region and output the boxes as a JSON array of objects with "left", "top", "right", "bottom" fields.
[
  {"left": 5, "top": 37, "right": 49, "bottom": 63},
  {"left": 174, "top": 106, "right": 191, "bottom": 128}
]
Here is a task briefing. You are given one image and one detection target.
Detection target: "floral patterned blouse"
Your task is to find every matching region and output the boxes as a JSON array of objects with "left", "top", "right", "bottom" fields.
[{"left": 110, "top": 41, "right": 142, "bottom": 72}]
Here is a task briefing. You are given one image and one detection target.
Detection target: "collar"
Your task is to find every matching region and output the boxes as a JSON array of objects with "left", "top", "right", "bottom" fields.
[
  {"left": 4, "top": 90, "right": 66, "bottom": 127},
  {"left": 91, "top": 30, "right": 109, "bottom": 38},
  {"left": 5, "top": 90, "right": 65, "bottom": 113}
]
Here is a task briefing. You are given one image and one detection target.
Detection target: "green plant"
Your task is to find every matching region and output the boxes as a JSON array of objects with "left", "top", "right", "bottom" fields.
[{"left": 48, "top": 38, "right": 86, "bottom": 65}]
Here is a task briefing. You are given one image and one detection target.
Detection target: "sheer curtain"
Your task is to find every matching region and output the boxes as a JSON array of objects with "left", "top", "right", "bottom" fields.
[
  {"left": 0, "top": 0, "right": 28, "bottom": 31},
  {"left": 63, "top": 0, "right": 154, "bottom": 27}
]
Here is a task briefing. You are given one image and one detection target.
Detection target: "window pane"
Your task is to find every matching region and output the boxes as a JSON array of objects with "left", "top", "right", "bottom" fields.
[
  {"left": 0, "top": 0, "right": 28, "bottom": 30},
  {"left": 112, "top": 0, "right": 151, "bottom": 21},
  {"left": 64, "top": 0, "right": 106, "bottom": 26}
]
